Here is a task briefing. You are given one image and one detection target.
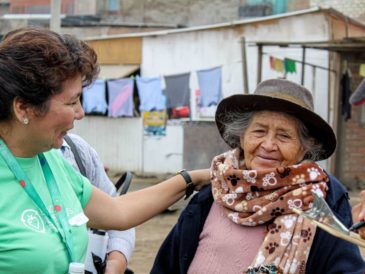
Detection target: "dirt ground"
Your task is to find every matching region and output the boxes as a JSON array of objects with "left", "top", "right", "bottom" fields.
[
  {"left": 113, "top": 174, "right": 181, "bottom": 274},
  {"left": 110, "top": 173, "right": 365, "bottom": 274}
]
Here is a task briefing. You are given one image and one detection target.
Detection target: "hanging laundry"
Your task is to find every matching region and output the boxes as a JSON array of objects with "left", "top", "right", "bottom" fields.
[
  {"left": 164, "top": 72, "right": 191, "bottom": 109},
  {"left": 269, "top": 56, "right": 276, "bottom": 70},
  {"left": 197, "top": 66, "right": 222, "bottom": 107},
  {"left": 171, "top": 106, "right": 190, "bottom": 118},
  {"left": 199, "top": 106, "right": 216, "bottom": 117},
  {"left": 136, "top": 76, "right": 166, "bottom": 112},
  {"left": 107, "top": 78, "right": 134, "bottom": 117},
  {"left": 274, "top": 58, "right": 285, "bottom": 72},
  {"left": 340, "top": 71, "right": 352, "bottom": 121},
  {"left": 359, "top": 64, "right": 365, "bottom": 77},
  {"left": 284, "top": 58, "right": 296, "bottom": 73},
  {"left": 350, "top": 77, "right": 365, "bottom": 106},
  {"left": 143, "top": 111, "right": 167, "bottom": 136},
  {"left": 82, "top": 79, "right": 108, "bottom": 115}
]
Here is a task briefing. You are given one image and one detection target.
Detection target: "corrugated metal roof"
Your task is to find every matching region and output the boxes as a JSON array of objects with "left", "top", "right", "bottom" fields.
[
  {"left": 84, "top": 7, "right": 365, "bottom": 41},
  {"left": 249, "top": 38, "right": 365, "bottom": 52}
]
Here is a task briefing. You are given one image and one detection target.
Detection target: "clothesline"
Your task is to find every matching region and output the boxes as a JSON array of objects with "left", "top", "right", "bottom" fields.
[{"left": 263, "top": 52, "right": 336, "bottom": 73}]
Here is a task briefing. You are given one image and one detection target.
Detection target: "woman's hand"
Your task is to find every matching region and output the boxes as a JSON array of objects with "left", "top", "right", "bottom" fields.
[
  {"left": 104, "top": 251, "right": 127, "bottom": 274},
  {"left": 352, "top": 190, "right": 365, "bottom": 239},
  {"left": 189, "top": 169, "right": 211, "bottom": 190}
]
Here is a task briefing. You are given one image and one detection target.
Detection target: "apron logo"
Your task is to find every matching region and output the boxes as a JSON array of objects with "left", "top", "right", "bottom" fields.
[{"left": 21, "top": 209, "right": 45, "bottom": 233}]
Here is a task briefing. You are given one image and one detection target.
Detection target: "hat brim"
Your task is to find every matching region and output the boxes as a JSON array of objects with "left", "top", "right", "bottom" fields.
[{"left": 215, "top": 94, "right": 336, "bottom": 161}]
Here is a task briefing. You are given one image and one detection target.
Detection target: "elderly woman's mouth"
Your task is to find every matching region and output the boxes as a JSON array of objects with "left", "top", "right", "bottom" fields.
[{"left": 256, "top": 155, "right": 279, "bottom": 162}]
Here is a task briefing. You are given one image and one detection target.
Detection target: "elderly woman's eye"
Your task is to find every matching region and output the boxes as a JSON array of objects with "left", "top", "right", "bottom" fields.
[
  {"left": 279, "top": 133, "right": 290, "bottom": 139},
  {"left": 252, "top": 129, "right": 266, "bottom": 135}
]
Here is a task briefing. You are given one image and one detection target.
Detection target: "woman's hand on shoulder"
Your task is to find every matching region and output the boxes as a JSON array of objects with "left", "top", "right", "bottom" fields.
[{"left": 189, "top": 169, "right": 211, "bottom": 190}]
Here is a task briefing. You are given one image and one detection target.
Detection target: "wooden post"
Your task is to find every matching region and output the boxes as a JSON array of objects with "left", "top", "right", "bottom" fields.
[
  {"left": 241, "top": 37, "right": 249, "bottom": 94},
  {"left": 301, "top": 46, "right": 306, "bottom": 85},
  {"left": 257, "top": 44, "right": 263, "bottom": 85},
  {"left": 50, "top": 0, "right": 61, "bottom": 32}
]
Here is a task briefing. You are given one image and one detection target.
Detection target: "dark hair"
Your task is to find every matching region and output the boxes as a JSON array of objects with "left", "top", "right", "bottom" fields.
[{"left": 0, "top": 27, "right": 99, "bottom": 121}]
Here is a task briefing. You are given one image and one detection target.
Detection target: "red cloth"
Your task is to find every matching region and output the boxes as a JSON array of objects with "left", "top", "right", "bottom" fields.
[{"left": 172, "top": 106, "right": 190, "bottom": 118}]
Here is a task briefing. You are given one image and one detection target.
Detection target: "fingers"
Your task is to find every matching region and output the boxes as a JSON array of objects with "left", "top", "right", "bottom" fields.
[
  {"left": 352, "top": 203, "right": 361, "bottom": 223},
  {"left": 359, "top": 227, "right": 365, "bottom": 240},
  {"left": 303, "top": 195, "right": 313, "bottom": 206},
  {"left": 357, "top": 190, "right": 365, "bottom": 221}
]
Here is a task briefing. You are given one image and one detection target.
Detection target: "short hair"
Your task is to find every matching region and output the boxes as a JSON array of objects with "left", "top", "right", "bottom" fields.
[
  {"left": 0, "top": 27, "right": 99, "bottom": 121},
  {"left": 221, "top": 110, "right": 325, "bottom": 162}
]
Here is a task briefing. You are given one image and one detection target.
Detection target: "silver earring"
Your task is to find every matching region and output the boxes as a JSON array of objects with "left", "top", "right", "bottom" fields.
[{"left": 23, "top": 118, "right": 29, "bottom": 125}]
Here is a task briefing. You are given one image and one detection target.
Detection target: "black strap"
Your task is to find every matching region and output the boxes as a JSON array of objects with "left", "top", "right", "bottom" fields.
[{"left": 64, "top": 134, "right": 87, "bottom": 177}]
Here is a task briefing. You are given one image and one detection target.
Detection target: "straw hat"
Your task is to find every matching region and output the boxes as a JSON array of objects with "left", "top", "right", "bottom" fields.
[{"left": 215, "top": 79, "right": 336, "bottom": 161}]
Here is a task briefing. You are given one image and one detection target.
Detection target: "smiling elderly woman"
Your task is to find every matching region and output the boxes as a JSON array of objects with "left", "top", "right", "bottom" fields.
[{"left": 151, "top": 79, "right": 365, "bottom": 274}]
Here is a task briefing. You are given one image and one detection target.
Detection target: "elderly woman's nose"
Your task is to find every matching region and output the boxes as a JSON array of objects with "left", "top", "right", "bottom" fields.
[{"left": 261, "top": 135, "right": 277, "bottom": 150}]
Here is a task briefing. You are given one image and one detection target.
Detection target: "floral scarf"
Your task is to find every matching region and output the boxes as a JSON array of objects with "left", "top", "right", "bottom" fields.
[{"left": 210, "top": 149, "right": 329, "bottom": 274}]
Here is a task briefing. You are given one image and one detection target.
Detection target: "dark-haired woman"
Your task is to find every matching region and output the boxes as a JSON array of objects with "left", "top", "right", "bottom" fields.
[{"left": 0, "top": 27, "right": 210, "bottom": 274}]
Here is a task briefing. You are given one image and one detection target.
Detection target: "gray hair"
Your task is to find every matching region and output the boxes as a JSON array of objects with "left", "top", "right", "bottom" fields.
[{"left": 221, "top": 111, "right": 325, "bottom": 162}]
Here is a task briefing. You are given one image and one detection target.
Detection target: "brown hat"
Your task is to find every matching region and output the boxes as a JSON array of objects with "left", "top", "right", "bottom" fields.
[{"left": 215, "top": 79, "right": 336, "bottom": 161}]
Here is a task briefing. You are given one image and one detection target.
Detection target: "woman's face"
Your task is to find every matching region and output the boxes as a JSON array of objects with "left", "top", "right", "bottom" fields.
[
  {"left": 240, "top": 111, "right": 305, "bottom": 170},
  {"left": 27, "top": 75, "right": 84, "bottom": 153}
]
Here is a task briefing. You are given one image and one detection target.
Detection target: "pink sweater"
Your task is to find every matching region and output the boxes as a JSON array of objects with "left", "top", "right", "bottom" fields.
[{"left": 188, "top": 202, "right": 266, "bottom": 274}]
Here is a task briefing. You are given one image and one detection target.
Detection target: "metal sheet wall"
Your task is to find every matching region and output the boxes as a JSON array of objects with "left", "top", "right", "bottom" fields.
[{"left": 71, "top": 116, "right": 143, "bottom": 172}]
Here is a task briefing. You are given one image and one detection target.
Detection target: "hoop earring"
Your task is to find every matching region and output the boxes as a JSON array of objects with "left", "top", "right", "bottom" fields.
[{"left": 23, "top": 118, "right": 29, "bottom": 125}]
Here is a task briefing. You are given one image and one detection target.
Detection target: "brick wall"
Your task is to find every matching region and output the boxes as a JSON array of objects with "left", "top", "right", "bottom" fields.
[
  {"left": 6, "top": 0, "right": 365, "bottom": 26},
  {"left": 183, "top": 121, "right": 230, "bottom": 170},
  {"left": 118, "top": 0, "right": 365, "bottom": 27},
  {"left": 337, "top": 54, "right": 365, "bottom": 188},
  {"left": 119, "top": 0, "right": 313, "bottom": 26},
  {"left": 119, "top": 0, "right": 243, "bottom": 26},
  {"left": 10, "top": 0, "right": 75, "bottom": 14},
  {"left": 310, "top": 0, "right": 365, "bottom": 21},
  {"left": 288, "top": 0, "right": 310, "bottom": 11},
  {"left": 343, "top": 106, "right": 365, "bottom": 187}
]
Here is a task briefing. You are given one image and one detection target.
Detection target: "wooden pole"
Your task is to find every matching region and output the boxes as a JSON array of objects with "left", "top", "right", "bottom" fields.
[
  {"left": 241, "top": 37, "right": 249, "bottom": 94},
  {"left": 50, "top": 0, "right": 61, "bottom": 32},
  {"left": 257, "top": 44, "right": 263, "bottom": 85},
  {"left": 301, "top": 46, "right": 306, "bottom": 85}
]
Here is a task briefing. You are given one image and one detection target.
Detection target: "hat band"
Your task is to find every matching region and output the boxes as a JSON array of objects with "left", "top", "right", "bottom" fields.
[{"left": 261, "top": 92, "right": 312, "bottom": 110}]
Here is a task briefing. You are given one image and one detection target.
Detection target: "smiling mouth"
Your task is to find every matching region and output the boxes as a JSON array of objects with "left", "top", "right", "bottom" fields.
[{"left": 257, "top": 155, "right": 279, "bottom": 161}]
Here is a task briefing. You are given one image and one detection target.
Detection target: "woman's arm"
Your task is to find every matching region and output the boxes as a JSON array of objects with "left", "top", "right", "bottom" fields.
[{"left": 84, "top": 169, "right": 210, "bottom": 230}]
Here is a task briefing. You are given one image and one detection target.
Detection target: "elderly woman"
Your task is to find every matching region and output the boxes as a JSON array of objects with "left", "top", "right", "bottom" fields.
[
  {"left": 0, "top": 27, "right": 210, "bottom": 274},
  {"left": 151, "top": 79, "right": 365, "bottom": 274}
]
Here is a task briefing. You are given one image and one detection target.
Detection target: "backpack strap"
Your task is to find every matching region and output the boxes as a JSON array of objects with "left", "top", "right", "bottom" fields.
[{"left": 64, "top": 134, "right": 87, "bottom": 177}]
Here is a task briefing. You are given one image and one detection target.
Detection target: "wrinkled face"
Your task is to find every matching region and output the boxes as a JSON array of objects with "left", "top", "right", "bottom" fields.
[
  {"left": 240, "top": 111, "right": 305, "bottom": 170},
  {"left": 27, "top": 75, "right": 84, "bottom": 152}
]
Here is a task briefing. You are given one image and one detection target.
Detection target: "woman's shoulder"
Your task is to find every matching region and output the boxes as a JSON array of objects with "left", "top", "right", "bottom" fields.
[
  {"left": 187, "top": 185, "right": 214, "bottom": 207},
  {"left": 326, "top": 174, "right": 350, "bottom": 209},
  {"left": 327, "top": 175, "right": 348, "bottom": 194}
]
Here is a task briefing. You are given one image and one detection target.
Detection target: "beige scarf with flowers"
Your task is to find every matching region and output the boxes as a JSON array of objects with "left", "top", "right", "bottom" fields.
[{"left": 210, "top": 149, "right": 329, "bottom": 274}]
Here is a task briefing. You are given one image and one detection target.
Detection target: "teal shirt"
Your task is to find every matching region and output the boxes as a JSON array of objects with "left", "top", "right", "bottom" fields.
[{"left": 0, "top": 149, "right": 93, "bottom": 274}]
